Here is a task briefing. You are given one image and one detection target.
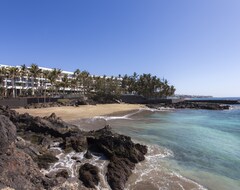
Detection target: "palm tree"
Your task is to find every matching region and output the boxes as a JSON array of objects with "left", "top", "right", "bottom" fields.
[
  {"left": 48, "top": 68, "right": 61, "bottom": 96},
  {"left": 8, "top": 67, "right": 19, "bottom": 98},
  {"left": 61, "top": 74, "right": 69, "bottom": 94},
  {"left": 93, "top": 76, "right": 104, "bottom": 94},
  {"left": 79, "top": 70, "right": 90, "bottom": 95},
  {"left": 70, "top": 78, "right": 78, "bottom": 94},
  {"left": 0, "top": 67, "right": 6, "bottom": 97},
  {"left": 169, "top": 85, "right": 176, "bottom": 96},
  {"left": 28, "top": 64, "right": 41, "bottom": 96},
  {"left": 161, "top": 79, "right": 170, "bottom": 98},
  {"left": 121, "top": 74, "right": 129, "bottom": 94},
  {"left": 19, "top": 64, "right": 28, "bottom": 96},
  {"left": 73, "top": 69, "right": 81, "bottom": 93},
  {"left": 74, "top": 69, "right": 81, "bottom": 77},
  {"left": 0, "top": 67, "right": 9, "bottom": 97}
]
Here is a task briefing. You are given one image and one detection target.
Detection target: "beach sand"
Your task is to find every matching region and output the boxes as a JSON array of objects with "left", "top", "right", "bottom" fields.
[{"left": 14, "top": 103, "right": 146, "bottom": 121}]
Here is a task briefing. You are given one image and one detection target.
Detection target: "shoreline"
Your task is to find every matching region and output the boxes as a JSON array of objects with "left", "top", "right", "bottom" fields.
[
  {"left": 0, "top": 105, "right": 148, "bottom": 190},
  {"left": 14, "top": 103, "right": 146, "bottom": 121},
  {"left": 12, "top": 104, "right": 208, "bottom": 189}
]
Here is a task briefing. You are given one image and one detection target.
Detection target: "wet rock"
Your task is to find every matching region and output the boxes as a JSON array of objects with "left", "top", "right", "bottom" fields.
[
  {"left": 87, "top": 126, "right": 147, "bottom": 163},
  {"left": 147, "top": 102, "right": 230, "bottom": 110},
  {"left": 87, "top": 126, "right": 147, "bottom": 189},
  {"left": 34, "top": 152, "right": 59, "bottom": 169},
  {"left": 0, "top": 106, "right": 147, "bottom": 190},
  {"left": 71, "top": 156, "right": 78, "bottom": 160},
  {"left": 62, "top": 135, "right": 87, "bottom": 152},
  {"left": 107, "top": 156, "right": 135, "bottom": 190},
  {"left": 84, "top": 150, "right": 93, "bottom": 159},
  {"left": 56, "top": 169, "right": 69, "bottom": 179},
  {"left": 79, "top": 163, "right": 100, "bottom": 188}
]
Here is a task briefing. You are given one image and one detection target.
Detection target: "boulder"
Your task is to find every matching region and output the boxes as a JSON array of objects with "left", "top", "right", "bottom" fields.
[
  {"left": 56, "top": 169, "right": 69, "bottom": 179},
  {"left": 0, "top": 115, "right": 16, "bottom": 155},
  {"left": 87, "top": 126, "right": 147, "bottom": 163},
  {"left": 107, "top": 156, "right": 135, "bottom": 190},
  {"left": 79, "top": 163, "right": 100, "bottom": 188},
  {"left": 84, "top": 150, "right": 93, "bottom": 159},
  {"left": 62, "top": 135, "right": 87, "bottom": 152},
  {"left": 0, "top": 106, "right": 148, "bottom": 190},
  {"left": 0, "top": 115, "right": 52, "bottom": 190},
  {"left": 87, "top": 126, "right": 147, "bottom": 190},
  {"left": 34, "top": 152, "right": 59, "bottom": 169}
]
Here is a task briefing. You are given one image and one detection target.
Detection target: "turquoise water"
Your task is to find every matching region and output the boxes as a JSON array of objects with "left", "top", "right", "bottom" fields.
[{"left": 106, "top": 106, "right": 240, "bottom": 190}]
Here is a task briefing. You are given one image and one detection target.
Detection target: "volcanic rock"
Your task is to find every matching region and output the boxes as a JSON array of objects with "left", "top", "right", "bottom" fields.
[
  {"left": 87, "top": 126, "right": 147, "bottom": 163},
  {"left": 79, "top": 163, "right": 100, "bottom": 188},
  {"left": 84, "top": 150, "right": 93, "bottom": 159},
  {"left": 87, "top": 126, "right": 147, "bottom": 190},
  {"left": 107, "top": 156, "right": 135, "bottom": 190},
  {"left": 0, "top": 106, "right": 148, "bottom": 190},
  {"left": 0, "top": 115, "right": 16, "bottom": 155},
  {"left": 0, "top": 115, "right": 51, "bottom": 190}
]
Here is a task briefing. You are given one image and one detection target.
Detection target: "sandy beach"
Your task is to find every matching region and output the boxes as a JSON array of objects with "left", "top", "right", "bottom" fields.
[{"left": 15, "top": 103, "right": 146, "bottom": 121}]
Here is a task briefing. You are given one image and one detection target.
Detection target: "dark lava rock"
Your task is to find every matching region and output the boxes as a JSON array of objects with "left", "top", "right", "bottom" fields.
[
  {"left": 87, "top": 126, "right": 147, "bottom": 163},
  {"left": 34, "top": 152, "right": 59, "bottom": 169},
  {"left": 62, "top": 134, "right": 87, "bottom": 152},
  {"left": 56, "top": 169, "right": 69, "bottom": 179},
  {"left": 0, "top": 106, "right": 19, "bottom": 123},
  {"left": 147, "top": 102, "right": 230, "bottom": 110},
  {"left": 0, "top": 106, "right": 148, "bottom": 190},
  {"left": 87, "top": 126, "right": 147, "bottom": 190},
  {"left": 71, "top": 156, "right": 78, "bottom": 160},
  {"left": 0, "top": 149, "right": 47, "bottom": 190},
  {"left": 84, "top": 150, "right": 93, "bottom": 159},
  {"left": 0, "top": 115, "right": 52, "bottom": 190},
  {"left": 107, "top": 156, "right": 135, "bottom": 190},
  {"left": 0, "top": 115, "right": 16, "bottom": 155},
  {"left": 79, "top": 163, "right": 100, "bottom": 188}
]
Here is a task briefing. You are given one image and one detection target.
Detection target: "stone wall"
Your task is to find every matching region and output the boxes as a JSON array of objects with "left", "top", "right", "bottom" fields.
[{"left": 0, "top": 97, "right": 59, "bottom": 108}]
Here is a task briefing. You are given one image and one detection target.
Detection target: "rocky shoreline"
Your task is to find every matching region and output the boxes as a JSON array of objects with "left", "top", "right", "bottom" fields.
[
  {"left": 0, "top": 106, "right": 147, "bottom": 190},
  {"left": 147, "top": 101, "right": 230, "bottom": 110}
]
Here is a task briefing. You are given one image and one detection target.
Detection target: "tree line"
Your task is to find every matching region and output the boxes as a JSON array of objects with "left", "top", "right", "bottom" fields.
[{"left": 0, "top": 64, "right": 175, "bottom": 99}]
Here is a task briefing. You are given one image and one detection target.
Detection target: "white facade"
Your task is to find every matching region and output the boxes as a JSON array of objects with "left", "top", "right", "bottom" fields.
[
  {"left": 0, "top": 64, "right": 122, "bottom": 97},
  {"left": 0, "top": 64, "right": 80, "bottom": 95}
]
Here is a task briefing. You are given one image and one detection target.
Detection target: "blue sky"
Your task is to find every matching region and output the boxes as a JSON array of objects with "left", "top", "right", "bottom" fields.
[{"left": 0, "top": 0, "right": 240, "bottom": 97}]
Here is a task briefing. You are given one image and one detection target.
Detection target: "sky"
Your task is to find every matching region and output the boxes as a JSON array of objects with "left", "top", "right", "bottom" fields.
[{"left": 0, "top": 0, "right": 240, "bottom": 97}]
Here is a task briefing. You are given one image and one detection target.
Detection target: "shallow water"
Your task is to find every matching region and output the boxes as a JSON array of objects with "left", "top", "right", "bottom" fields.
[
  {"left": 59, "top": 105, "right": 240, "bottom": 189},
  {"left": 100, "top": 106, "right": 240, "bottom": 190}
]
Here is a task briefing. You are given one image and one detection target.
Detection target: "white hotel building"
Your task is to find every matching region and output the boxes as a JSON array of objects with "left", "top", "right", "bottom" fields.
[
  {"left": 0, "top": 64, "right": 121, "bottom": 97},
  {"left": 0, "top": 64, "right": 84, "bottom": 96}
]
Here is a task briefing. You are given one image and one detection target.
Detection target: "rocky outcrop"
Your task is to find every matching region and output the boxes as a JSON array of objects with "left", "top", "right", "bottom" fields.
[
  {"left": 0, "top": 106, "right": 148, "bottom": 190},
  {"left": 87, "top": 126, "right": 147, "bottom": 189},
  {"left": 55, "top": 170, "right": 69, "bottom": 179},
  {"left": 0, "top": 115, "right": 16, "bottom": 155},
  {"left": 147, "top": 102, "right": 230, "bottom": 110},
  {"left": 84, "top": 150, "right": 93, "bottom": 159},
  {"left": 0, "top": 115, "right": 53, "bottom": 190},
  {"left": 88, "top": 126, "right": 147, "bottom": 163},
  {"left": 34, "top": 153, "right": 59, "bottom": 169},
  {"left": 61, "top": 134, "right": 87, "bottom": 152},
  {"left": 107, "top": 157, "right": 135, "bottom": 190},
  {"left": 79, "top": 163, "right": 100, "bottom": 188}
]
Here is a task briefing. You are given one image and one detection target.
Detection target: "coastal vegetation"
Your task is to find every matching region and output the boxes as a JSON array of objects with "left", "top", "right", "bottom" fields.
[{"left": 0, "top": 64, "right": 175, "bottom": 99}]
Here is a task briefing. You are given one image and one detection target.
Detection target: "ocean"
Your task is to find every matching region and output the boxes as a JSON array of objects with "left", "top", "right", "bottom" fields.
[
  {"left": 51, "top": 99, "right": 240, "bottom": 190},
  {"left": 95, "top": 102, "right": 240, "bottom": 190}
]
